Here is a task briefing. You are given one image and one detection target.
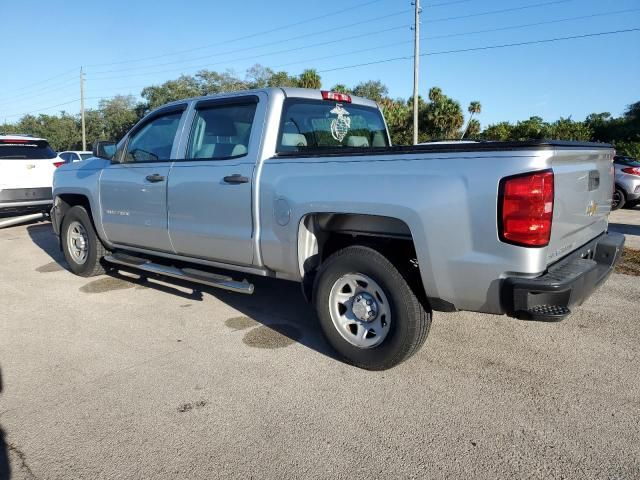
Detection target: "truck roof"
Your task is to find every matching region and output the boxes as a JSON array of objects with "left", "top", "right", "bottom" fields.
[
  {"left": 0, "top": 134, "right": 47, "bottom": 142},
  {"left": 160, "top": 87, "right": 379, "bottom": 110}
]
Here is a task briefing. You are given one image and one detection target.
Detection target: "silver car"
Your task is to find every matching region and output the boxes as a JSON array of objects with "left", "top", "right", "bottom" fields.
[{"left": 613, "top": 155, "right": 640, "bottom": 210}]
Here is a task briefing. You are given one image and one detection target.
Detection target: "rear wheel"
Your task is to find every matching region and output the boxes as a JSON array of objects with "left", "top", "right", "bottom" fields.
[
  {"left": 61, "top": 205, "right": 108, "bottom": 277},
  {"left": 612, "top": 188, "right": 626, "bottom": 210},
  {"left": 313, "top": 245, "right": 431, "bottom": 370}
]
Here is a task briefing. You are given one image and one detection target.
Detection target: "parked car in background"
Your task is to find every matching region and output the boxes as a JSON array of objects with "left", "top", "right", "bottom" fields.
[
  {"left": 58, "top": 151, "right": 93, "bottom": 163},
  {"left": 0, "top": 135, "right": 63, "bottom": 215},
  {"left": 612, "top": 155, "right": 640, "bottom": 210}
]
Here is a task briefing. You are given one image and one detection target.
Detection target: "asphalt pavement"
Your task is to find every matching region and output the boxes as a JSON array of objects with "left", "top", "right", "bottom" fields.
[{"left": 0, "top": 221, "right": 638, "bottom": 479}]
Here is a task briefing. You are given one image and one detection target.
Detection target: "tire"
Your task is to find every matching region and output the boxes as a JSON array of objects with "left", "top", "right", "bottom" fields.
[
  {"left": 612, "top": 188, "right": 626, "bottom": 210},
  {"left": 313, "top": 245, "right": 431, "bottom": 370},
  {"left": 61, "top": 205, "right": 109, "bottom": 277}
]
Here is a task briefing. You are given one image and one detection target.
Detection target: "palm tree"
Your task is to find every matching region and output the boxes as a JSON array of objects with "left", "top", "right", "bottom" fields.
[{"left": 461, "top": 101, "right": 481, "bottom": 139}]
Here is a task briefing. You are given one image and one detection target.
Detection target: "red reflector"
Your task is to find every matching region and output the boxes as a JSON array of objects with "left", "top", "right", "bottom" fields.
[
  {"left": 622, "top": 167, "right": 640, "bottom": 176},
  {"left": 53, "top": 161, "right": 65, "bottom": 168},
  {"left": 499, "top": 170, "right": 554, "bottom": 247},
  {"left": 321, "top": 90, "right": 352, "bottom": 103}
]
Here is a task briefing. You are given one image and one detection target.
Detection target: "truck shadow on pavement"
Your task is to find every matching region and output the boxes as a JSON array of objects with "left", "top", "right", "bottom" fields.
[
  {"left": 26, "top": 223, "right": 340, "bottom": 362},
  {"left": 608, "top": 222, "right": 640, "bottom": 237}
]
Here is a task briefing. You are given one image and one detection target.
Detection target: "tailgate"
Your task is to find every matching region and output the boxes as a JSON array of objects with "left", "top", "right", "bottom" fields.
[
  {"left": 546, "top": 147, "right": 614, "bottom": 265},
  {"left": 0, "top": 158, "right": 56, "bottom": 189}
]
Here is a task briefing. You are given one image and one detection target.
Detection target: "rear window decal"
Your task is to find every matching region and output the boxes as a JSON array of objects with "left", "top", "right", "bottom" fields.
[{"left": 330, "top": 104, "right": 351, "bottom": 142}]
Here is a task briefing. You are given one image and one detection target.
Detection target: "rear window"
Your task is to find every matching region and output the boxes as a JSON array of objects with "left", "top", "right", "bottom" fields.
[
  {"left": 614, "top": 156, "right": 640, "bottom": 167},
  {"left": 0, "top": 139, "right": 56, "bottom": 159},
  {"left": 277, "top": 100, "right": 389, "bottom": 153}
]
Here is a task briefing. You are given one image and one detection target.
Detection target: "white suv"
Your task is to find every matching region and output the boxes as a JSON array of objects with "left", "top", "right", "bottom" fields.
[{"left": 0, "top": 135, "right": 63, "bottom": 215}]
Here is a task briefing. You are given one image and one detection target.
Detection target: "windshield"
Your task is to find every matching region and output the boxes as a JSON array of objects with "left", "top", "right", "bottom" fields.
[
  {"left": 0, "top": 140, "right": 56, "bottom": 159},
  {"left": 277, "top": 100, "right": 388, "bottom": 153}
]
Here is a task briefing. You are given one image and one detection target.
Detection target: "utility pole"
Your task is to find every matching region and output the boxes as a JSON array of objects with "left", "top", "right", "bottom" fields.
[
  {"left": 80, "top": 67, "right": 86, "bottom": 151},
  {"left": 412, "top": 0, "right": 421, "bottom": 145}
]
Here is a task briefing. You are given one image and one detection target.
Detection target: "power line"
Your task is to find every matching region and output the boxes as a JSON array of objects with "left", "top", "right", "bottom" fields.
[
  {"left": 4, "top": 68, "right": 77, "bottom": 95},
  {"left": 317, "top": 28, "right": 640, "bottom": 73},
  {"left": 0, "top": 77, "right": 79, "bottom": 107},
  {"left": 84, "top": 0, "right": 470, "bottom": 70},
  {"left": 86, "top": 0, "right": 576, "bottom": 81},
  {"left": 272, "top": 7, "right": 640, "bottom": 69},
  {"left": 84, "top": 0, "right": 388, "bottom": 68},
  {"left": 88, "top": 12, "right": 415, "bottom": 78}
]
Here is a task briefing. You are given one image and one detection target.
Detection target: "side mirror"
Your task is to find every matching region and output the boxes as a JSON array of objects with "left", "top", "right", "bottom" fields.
[{"left": 93, "top": 141, "right": 117, "bottom": 160}]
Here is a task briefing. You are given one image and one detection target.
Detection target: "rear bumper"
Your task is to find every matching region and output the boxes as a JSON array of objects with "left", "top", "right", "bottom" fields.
[
  {"left": 503, "top": 232, "right": 625, "bottom": 321},
  {"left": 0, "top": 188, "right": 52, "bottom": 213}
]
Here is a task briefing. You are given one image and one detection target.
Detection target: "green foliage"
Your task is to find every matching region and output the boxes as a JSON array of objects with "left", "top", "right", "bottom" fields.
[
  {"left": 352, "top": 80, "right": 388, "bottom": 102},
  {"left": 2, "top": 62, "right": 638, "bottom": 153}
]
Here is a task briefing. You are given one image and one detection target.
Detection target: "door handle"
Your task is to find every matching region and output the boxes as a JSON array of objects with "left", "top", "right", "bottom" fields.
[
  {"left": 223, "top": 174, "right": 249, "bottom": 184},
  {"left": 145, "top": 173, "right": 165, "bottom": 183}
]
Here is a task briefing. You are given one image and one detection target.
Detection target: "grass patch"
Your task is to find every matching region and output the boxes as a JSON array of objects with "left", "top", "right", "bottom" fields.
[{"left": 616, "top": 248, "right": 640, "bottom": 276}]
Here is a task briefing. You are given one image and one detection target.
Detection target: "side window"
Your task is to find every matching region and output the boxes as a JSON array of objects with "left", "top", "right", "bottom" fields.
[
  {"left": 125, "top": 111, "right": 183, "bottom": 163},
  {"left": 59, "top": 153, "right": 70, "bottom": 162},
  {"left": 187, "top": 102, "right": 257, "bottom": 160}
]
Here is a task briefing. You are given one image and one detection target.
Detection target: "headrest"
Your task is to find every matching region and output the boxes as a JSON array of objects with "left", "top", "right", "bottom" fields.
[
  {"left": 231, "top": 144, "right": 248, "bottom": 156},
  {"left": 347, "top": 136, "right": 369, "bottom": 147},
  {"left": 281, "top": 133, "right": 307, "bottom": 147}
]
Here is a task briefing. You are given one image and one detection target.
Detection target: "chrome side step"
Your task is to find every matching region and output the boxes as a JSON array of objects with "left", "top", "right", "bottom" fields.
[{"left": 104, "top": 253, "right": 254, "bottom": 294}]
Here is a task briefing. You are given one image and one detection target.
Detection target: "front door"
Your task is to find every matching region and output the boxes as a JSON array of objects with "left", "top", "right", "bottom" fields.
[
  {"left": 168, "top": 97, "right": 259, "bottom": 266},
  {"left": 99, "top": 106, "right": 186, "bottom": 252}
]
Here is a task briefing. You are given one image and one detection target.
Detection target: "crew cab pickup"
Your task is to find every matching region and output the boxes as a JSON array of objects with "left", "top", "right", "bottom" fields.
[{"left": 51, "top": 88, "right": 624, "bottom": 370}]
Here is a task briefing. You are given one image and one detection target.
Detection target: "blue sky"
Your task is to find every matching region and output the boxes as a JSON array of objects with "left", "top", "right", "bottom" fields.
[{"left": 1, "top": 0, "right": 638, "bottom": 127}]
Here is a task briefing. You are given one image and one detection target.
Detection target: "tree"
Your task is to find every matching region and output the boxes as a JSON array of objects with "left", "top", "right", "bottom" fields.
[
  {"left": 297, "top": 69, "right": 321, "bottom": 89},
  {"left": 421, "top": 87, "right": 464, "bottom": 140},
  {"left": 99, "top": 95, "right": 141, "bottom": 141},
  {"left": 140, "top": 75, "right": 203, "bottom": 111},
  {"left": 267, "top": 71, "right": 299, "bottom": 88},
  {"left": 352, "top": 80, "right": 388, "bottom": 102},
  {"left": 461, "top": 101, "right": 481, "bottom": 139}
]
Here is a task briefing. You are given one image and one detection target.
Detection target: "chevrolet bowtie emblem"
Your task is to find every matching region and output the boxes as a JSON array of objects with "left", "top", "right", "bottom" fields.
[
  {"left": 26, "top": 164, "right": 36, "bottom": 169},
  {"left": 586, "top": 200, "right": 597, "bottom": 216}
]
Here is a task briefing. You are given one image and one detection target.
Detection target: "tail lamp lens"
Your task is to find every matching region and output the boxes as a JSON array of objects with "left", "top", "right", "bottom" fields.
[
  {"left": 499, "top": 170, "right": 554, "bottom": 247},
  {"left": 621, "top": 167, "right": 640, "bottom": 176}
]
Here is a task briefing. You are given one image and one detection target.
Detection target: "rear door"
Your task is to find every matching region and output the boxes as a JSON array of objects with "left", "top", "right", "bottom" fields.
[
  {"left": 167, "top": 96, "right": 260, "bottom": 266},
  {"left": 547, "top": 146, "right": 614, "bottom": 264},
  {"left": 99, "top": 105, "right": 186, "bottom": 252},
  {"left": 0, "top": 138, "right": 57, "bottom": 191}
]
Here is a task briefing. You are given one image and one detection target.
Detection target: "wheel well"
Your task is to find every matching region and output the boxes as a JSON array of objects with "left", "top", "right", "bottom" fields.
[
  {"left": 54, "top": 194, "right": 92, "bottom": 236},
  {"left": 57, "top": 193, "right": 91, "bottom": 215},
  {"left": 298, "top": 213, "right": 426, "bottom": 305}
]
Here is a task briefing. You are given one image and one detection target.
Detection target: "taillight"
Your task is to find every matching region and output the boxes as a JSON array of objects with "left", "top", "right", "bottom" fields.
[
  {"left": 499, "top": 170, "right": 554, "bottom": 248},
  {"left": 321, "top": 90, "right": 352, "bottom": 103},
  {"left": 53, "top": 161, "right": 65, "bottom": 168},
  {"left": 622, "top": 167, "right": 640, "bottom": 176}
]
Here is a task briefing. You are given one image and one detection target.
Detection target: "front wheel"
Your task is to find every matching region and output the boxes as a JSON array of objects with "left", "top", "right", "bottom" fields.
[
  {"left": 61, "top": 205, "right": 108, "bottom": 277},
  {"left": 313, "top": 245, "right": 431, "bottom": 370}
]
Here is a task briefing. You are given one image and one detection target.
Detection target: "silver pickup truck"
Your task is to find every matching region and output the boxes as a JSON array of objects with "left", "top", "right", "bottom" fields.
[{"left": 51, "top": 88, "right": 624, "bottom": 370}]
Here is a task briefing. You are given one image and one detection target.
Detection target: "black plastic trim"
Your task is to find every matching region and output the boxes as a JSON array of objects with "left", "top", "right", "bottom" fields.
[
  {"left": 194, "top": 95, "right": 258, "bottom": 109},
  {"left": 273, "top": 140, "right": 613, "bottom": 159},
  {"left": 503, "top": 232, "right": 625, "bottom": 321}
]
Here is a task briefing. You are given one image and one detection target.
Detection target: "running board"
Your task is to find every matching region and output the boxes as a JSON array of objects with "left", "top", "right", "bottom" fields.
[{"left": 104, "top": 253, "right": 254, "bottom": 294}]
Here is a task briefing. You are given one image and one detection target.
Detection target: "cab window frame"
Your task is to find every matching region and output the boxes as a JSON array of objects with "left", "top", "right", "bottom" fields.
[
  {"left": 185, "top": 95, "right": 259, "bottom": 162},
  {"left": 120, "top": 103, "right": 187, "bottom": 164}
]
